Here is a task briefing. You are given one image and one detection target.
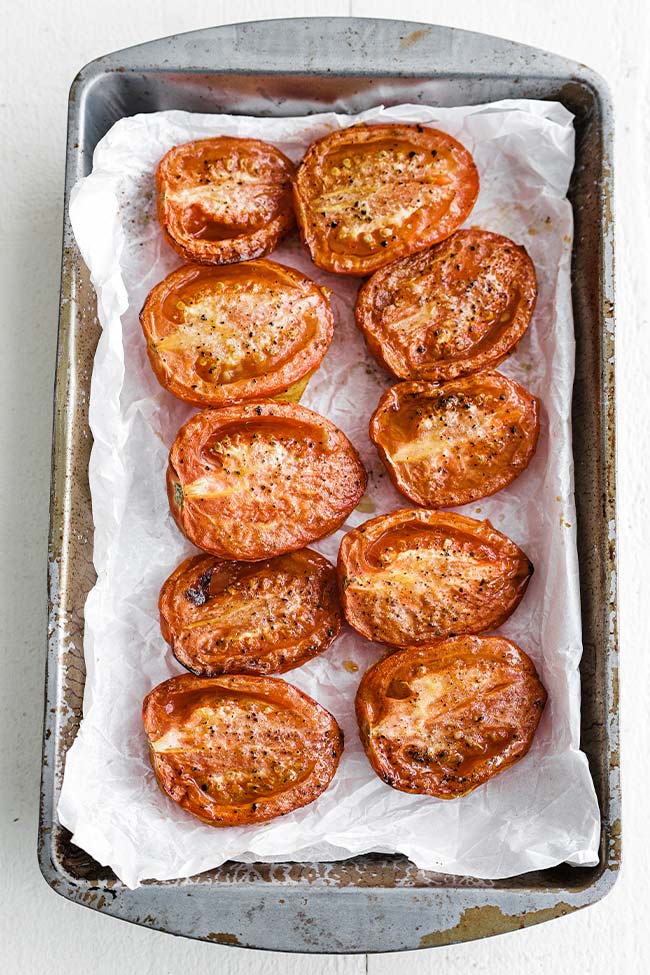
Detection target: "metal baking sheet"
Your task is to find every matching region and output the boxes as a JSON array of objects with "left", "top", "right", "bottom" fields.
[{"left": 39, "top": 16, "right": 619, "bottom": 953}]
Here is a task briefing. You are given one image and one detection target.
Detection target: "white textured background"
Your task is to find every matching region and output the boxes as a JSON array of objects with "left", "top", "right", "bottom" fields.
[{"left": 0, "top": 2, "right": 646, "bottom": 972}]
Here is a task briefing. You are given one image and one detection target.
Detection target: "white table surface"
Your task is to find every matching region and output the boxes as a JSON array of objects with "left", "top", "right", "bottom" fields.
[{"left": 1, "top": 1, "right": 645, "bottom": 971}]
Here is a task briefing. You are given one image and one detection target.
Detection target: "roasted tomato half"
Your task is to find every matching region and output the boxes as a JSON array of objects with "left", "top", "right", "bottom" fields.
[
  {"left": 369, "top": 372, "right": 540, "bottom": 508},
  {"left": 293, "top": 124, "right": 479, "bottom": 275},
  {"left": 140, "top": 260, "right": 333, "bottom": 408},
  {"left": 355, "top": 229, "right": 537, "bottom": 380},
  {"left": 355, "top": 635, "right": 547, "bottom": 798},
  {"left": 167, "top": 401, "right": 367, "bottom": 561},
  {"left": 143, "top": 674, "right": 343, "bottom": 825},
  {"left": 159, "top": 549, "right": 341, "bottom": 676},
  {"left": 338, "top": 509, "right": 532, "bottom": 647},
  {"left": 156, "top": 136, "right": 296, "bottom": 264}
]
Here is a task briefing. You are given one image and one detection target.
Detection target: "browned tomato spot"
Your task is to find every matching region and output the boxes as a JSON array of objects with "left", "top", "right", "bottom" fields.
[
  {"left": 356, "top": 635, "right": 547, "bottom": 798},
  {"left": 355, "top": 229, "right": 537, "bottom": 379},
  {"left": 143, "top": 674, "right": 343, "bottom": 825},
  {"left": 293, "top": 124, "right": 478, "bottom": 275},
  {"left": 167, "top": 401, "right": 367, "bottom": 561},
  {"left": 140, "top": 260, "right": 333, "bottom": 408},
  {"left": 157, "top": 136, "right": 296, "bottom": 264},
  {"left": 338, "top": 509, "right": 532, "bottom": 647},
  {"left": 369, "top": 372, "right": 540, "bottom": 507},
  {"left": 159, "top": 549, "right": 341, "bottom": 676}
]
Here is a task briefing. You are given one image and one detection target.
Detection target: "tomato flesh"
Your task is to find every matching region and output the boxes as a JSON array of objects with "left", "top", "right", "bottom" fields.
[
  {"left": 370, "top": 372, "right": 540, "bottom": 507},
  {"left": 159, "top": 549, "right": 341, "bottom": 675},
  {"left": 356, "top": 635, "right": 547, "bottom": 798},
  {"left": 167, "top": 401, "right": 367, "bottom": 561},
  {"left": 143, "top": 674, "right": 344, "bottom": 825},
  {"left": 355, "top": 229, "right": 537, "bottom": 379},
  {"left": 140, "top": 260, "right": 333, "bottom": 407},
  {"left": 293, "top": 124, "right": 478, "bottom": 275},
  {"left": 157, "top": 136, "right": 296, "bottom": 265},
  {"left": 338, "top": 509, "right": 532, "bottom": 646}
]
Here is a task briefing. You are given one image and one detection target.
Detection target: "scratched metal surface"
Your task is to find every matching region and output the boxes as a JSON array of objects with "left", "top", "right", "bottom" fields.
[{"left": 38, "top": 17, "right": 619, "bottom": 953}]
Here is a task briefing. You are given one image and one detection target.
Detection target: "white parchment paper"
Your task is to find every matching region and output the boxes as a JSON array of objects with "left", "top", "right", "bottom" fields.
[{"left": 59, "top": 101, "right": 601, "bottom": 889}]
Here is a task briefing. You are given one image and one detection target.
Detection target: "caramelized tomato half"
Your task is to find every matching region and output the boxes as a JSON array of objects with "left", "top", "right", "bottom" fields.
[
  {"left": 167, "top": 401, "right": 367, "bottom": 561},
  {"left": 140, "top": 260, "right": 333, "bottom": 408},
  {"left": 293, "top": 124, "right": 478, "bottom": 275},
  {"left": 338, "top": 509, "right": 532, "bottom": 647},
  {"left": 369, "top": 373, "right": 540, "bottom": 508},
  {"left": 355, "top": 230, "right": 537, "bottom": 380},
  {"left": 159, "top": 549, "right": 341, "bottom": 676},
  {"left": 157, "top": 137, "right": 296, "bottom": 264},
  {"left": 143, "top": 674, "right": 343, "bottom": 825},
  {"left": 355, "top": 635, "right": 547, "bottom": 798}
]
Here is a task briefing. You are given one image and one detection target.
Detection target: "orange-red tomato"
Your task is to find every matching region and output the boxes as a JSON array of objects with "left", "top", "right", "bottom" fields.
[
  {"left": 167, "top": 401, "right": 367, "bottom": 561},
  {"left": 355, "top": 229, "right": 537, "bottom": 380},
  {"left": 338, "top": 509, "right": 532, "bottom": 647},
  {"left": 140, "top": 260, "right": 333, "bottom": 408},
  {"left": 159, "top": 549, "right": 341, "bottom": 676},
  {"left": 143, "top": 674, "right": 343, "bottom": 825},
  {"left": 293, "top": 124, "right": 478, "bottom": 275},
  {"left": 369, "top": 372, "right": 540, "bottom": 508},
  {"left": 355, "top": 635, "right": 547, "bottom": 799},
  {"left": 156, "top": 136, "right": 296, "bottom": 264}
]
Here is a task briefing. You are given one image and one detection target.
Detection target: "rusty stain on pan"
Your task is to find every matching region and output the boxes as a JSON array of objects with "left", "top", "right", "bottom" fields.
[
  {"left": 419, "top": 901, "right": 575, "bottom": 948},
  {"left": 39, "top": 17, "right": 618, "bottom": 953}
]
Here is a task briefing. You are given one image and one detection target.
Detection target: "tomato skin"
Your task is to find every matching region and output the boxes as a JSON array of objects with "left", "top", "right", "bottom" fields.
[
  {"left": 355, "top": 635, "right": 547, "bottom": 798},
  {"left": 157, "top": 137, "right": 296, "bottom": 265},
  {"left": 369, "top": 372, "right": 540, "bottom": 508},
  {"left": 159, "top": 549, "right": 341, "bottom": 676},
  {"left": 140, "top": 260, "right": 333, "bottom": 408},
  {"left": 355, "top": 229, "right": 537, "bottom": 380},
  {"left": 293, "top": 124, "right": 478, "bottom": 276},
  {"left": 143, "top": 674, "right": 343, "bottom": 826},
  {"left": 338, "top": 509, "right": 532, "bottom": 647},
  {"left": 167, "top": 401, "right": 367, "bottom": 561}
]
